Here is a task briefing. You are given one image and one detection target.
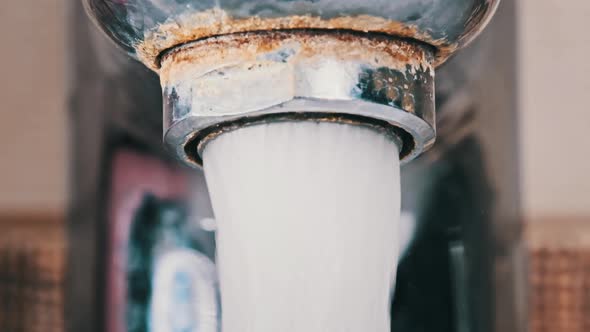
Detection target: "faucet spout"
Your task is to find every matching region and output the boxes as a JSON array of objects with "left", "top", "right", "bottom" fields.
[{"left": 161, "top": 31, "right": 435, "bottom": 167}]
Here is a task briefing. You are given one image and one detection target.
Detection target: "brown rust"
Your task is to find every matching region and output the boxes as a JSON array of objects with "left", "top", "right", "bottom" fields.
[
  {"left": 159, "top": 31, "right": 434, "bottom": 86},
  {"left": 136, "top": 8, "right": 454, "bottom": 72}
]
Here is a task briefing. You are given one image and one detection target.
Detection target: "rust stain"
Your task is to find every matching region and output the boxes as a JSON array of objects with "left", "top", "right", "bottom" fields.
[
  {"left": 136, "top": 8, "right": 454, "bottom": 72},
  {"left": 159, "top": 31, "right": 434, "bottom": 86}
]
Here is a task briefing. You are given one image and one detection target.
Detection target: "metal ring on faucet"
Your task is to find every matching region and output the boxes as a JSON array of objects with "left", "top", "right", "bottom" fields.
[{"left": 160, "top": 31, "right": 436, "bottom": 168}]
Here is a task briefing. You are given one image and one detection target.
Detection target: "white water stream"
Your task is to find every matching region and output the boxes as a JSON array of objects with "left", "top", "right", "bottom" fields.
[{"left": 203, "top": 121, "right": 402, "bottom": 332}]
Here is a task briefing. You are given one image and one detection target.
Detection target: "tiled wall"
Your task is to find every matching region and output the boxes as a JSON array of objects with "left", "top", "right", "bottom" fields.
[
  {"left": 0, "top": 226, "right": 65, "bottom": 332},
  {"left": 528, "top": 220, "right": 590, "bottom": 332}
]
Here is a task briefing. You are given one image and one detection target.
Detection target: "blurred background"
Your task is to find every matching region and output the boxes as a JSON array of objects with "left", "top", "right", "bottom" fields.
[{"left": 0, "top": 0, "right": 588, "bottom": 331}]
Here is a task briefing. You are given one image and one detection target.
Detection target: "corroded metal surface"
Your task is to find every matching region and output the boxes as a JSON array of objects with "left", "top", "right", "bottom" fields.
[
  {"left": 85, "top": 0, "right": 500, "bottom": 70},
  {"left": 82, "top": 0, "right": 502, "bottom": 166},
  {"left": 159, "top": 31, "right": 434, "bottom": 82},
  {"left": 139, "top": 9, "right": 448, "bottom": 71},
  {"left": 160, "top": 31, "right": 435, "bottom": 167}
]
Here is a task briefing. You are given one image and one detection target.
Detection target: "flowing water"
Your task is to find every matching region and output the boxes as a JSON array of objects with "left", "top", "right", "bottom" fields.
[{"left": 203, "top": 121, "right": 402, "bottom": 332}]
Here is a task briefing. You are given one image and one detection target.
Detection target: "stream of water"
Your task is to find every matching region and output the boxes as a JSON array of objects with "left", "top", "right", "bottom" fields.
[{"left": 203, "top": 121, "right": 402, "bottom": 332}]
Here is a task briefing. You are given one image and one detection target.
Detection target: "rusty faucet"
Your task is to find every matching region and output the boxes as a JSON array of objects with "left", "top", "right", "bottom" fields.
[{"left": 84, "top": 0, "right": 500, "bottom": 167}]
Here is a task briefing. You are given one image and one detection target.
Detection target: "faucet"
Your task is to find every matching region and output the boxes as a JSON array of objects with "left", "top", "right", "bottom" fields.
[{"left": 84, "top": 0, "right": 499, "bottom": 166}]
